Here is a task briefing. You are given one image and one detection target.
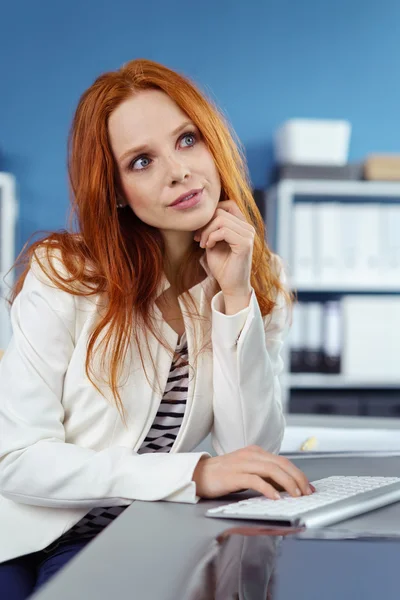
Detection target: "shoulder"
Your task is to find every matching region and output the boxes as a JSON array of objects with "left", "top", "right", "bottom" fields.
[
  {"left": 19, "top": 238, "right": 94, "bottom": 317},
  {"left": 12, "top": 236, "right": 101, "bottom": 332},
  {"left": 29, "top": 236, "right": 94, "bottom": 294},
  {"left": 30, "top": 243, "right": 71, "bottom": 284},
  {"left": 17, "top": 246, "right": 76, "bottom": 319}
]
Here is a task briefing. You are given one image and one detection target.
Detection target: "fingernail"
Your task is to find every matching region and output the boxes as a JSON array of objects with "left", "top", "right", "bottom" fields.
[
  {"left": 307, "top": 486, "right": 313, "bottom": 495},
  {"left": 274, "top": 492, "right": 280, "bottom": 500},
  {"left": 295, "top": 488, "right": 301, "bottom": 496}
]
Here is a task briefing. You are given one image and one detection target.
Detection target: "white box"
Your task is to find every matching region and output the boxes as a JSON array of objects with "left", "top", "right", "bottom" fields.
[
  {"left": 274, "top": 119, "right": 351, "bottom": 166},
  {"left": 342, "top": 296, "right": 400, "bottom": 379}
]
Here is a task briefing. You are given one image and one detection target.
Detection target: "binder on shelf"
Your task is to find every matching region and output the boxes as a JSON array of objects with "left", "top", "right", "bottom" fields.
[
  {"left": 289, "top": 302, "right": 305, "bottom": 373},
  {"left": 315, "top": 202, "right": 341, "bottom": 285},
  {"left": 355, "top": 203, "right": 381, "bottom": 284},
  {"left": 338, "top": 203, "right": 361, "bottom": 285},
  {"left": 322, "top": 301, "right": 342, "bottom": 374},
  {"left": 382, "top": 203, "right": 400, "bottom": 285},
  {"left": 303, "top": 302, "right": 324, "bottom": 373},
  {"left": 291, "top": 203, "right": 316, "bottom": 285}
]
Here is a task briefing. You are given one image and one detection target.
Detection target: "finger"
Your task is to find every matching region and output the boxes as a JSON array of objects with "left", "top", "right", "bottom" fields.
[
  {"left": 264, "top": 478, "right": 286, "bottom": 492},
  {"left": 201, "top": 217, "right": 254, "bottom": 249},
  {"left": 271, "top": 455, "right": 313, "bottom": 495},
  {"left": 205, "top": 227, "right": 253, "bottom": 251},
  {"left": 249, "top": 462, "right": 308, "bottom": 498},
  {"left": 264, "top": 479, "right": 315, "bottom": 496},
  {"left": 195, "top": 211, "right": 253, "bottom": 245},
  {"left": 193, "top": 204, "right": 252, "bottom": 240},
  {"left": 205, "top": 225, "right": 253, "bottom": 250},
  {"left": 247, "top": 448, "right": 313, "bottom": 495},
  {"left": 238, "top": 474, "right": 281, "bottom": 500},
  {"left": 215, "top": 207, "right": 255, "bottom": 231},
  {"left": 217, "top": 200, "right": 248, "bottom": 222}
]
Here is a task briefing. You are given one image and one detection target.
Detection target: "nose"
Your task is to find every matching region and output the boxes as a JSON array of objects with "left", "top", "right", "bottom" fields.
[{"left": 167, "top": 154, "right": 190, "bottom": 185}]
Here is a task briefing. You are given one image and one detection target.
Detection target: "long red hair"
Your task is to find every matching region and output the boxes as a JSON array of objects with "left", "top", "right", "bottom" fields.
[{"left": 11, "top": 58, "right": 290, "bottom": 416}]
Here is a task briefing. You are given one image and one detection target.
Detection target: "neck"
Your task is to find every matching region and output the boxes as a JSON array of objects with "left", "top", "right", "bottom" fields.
[{"left": 161, "top": 230, "right": 205, "bottom": 293}]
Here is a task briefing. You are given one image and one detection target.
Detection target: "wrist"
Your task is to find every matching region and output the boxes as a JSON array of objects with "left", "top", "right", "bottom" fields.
[
  {"left": 192, "top": 456, "right": 208, "bottom": 488},
  {"left": 222, "top": 289, "right": 252, "bottom": 315}
]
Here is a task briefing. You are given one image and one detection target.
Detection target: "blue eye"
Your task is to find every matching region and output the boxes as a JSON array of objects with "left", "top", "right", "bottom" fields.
[
  {"left": 131, "top": 156, "right": 151, "bottom": 170},
  {"left": 128, "top": 131, "right": 197, "bottom": 172},
  {"left": 180, "top": 132, "right": 197, "bottom": 148}
]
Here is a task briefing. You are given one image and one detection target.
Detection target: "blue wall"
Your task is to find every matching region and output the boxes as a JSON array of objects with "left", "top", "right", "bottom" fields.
[{"left": 1, "top": 0, "right": 400, "bottom": 249}]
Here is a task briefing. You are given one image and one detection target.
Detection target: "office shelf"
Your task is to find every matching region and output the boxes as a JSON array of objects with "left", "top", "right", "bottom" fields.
[
  {"left": 273, "top": 179, "right": 400, "bottom": 197},
  {"left": 284, "top": 374, "right": 400, "bottom": 389},
  {"left": 266, "top": 179, "right": 400, "bottom": 286},
  {"left": 292, "top": 283, "right": 400, "bottom": 293},
  {"left": 266, "top": 178, "right": 400, "bottom": 413}
]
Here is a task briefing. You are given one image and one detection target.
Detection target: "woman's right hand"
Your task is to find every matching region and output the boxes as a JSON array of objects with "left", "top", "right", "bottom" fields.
[{"left": 192, "top": 445, "right": 315, "bottom": 500}]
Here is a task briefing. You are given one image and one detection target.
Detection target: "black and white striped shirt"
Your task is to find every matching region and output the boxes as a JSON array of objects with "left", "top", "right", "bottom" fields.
[
  {"left": 48, "top": 332, "right": 189, "bottom": 548},
  {"left": 138, "top": 331, "right": 188, "bottom": 454}
]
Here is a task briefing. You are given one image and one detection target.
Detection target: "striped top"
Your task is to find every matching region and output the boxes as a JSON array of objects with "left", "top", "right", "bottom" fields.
[
  {"left": 47, "top": 332, "right": 189, "bottom": 550},
  {"left": 138, "top": 331, "right": 189, "bottom": 454}
]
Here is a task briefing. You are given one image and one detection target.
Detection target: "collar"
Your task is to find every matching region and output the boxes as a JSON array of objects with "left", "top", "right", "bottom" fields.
[{"left": 155, "top": 253, "right": 214, "bottom": 300}]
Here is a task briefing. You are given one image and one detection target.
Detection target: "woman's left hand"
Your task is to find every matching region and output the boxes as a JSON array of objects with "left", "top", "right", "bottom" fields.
[{"left": 194, "top": 200, "right": 255, "bottom": 298}]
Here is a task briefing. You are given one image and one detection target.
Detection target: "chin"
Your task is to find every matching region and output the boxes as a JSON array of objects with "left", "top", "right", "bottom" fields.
[{"left": 193, "top": 208, "right": 217, "bottom": 229}]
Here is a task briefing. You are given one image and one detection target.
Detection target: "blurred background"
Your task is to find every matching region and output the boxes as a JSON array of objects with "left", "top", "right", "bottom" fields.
[{"left": 1, "top": 0, "right": 400, "bottom": 434}]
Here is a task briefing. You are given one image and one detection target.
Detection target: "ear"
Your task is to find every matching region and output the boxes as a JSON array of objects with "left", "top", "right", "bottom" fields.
[{"left": 116, "top": 192, "right": 127, "bottom": 208}]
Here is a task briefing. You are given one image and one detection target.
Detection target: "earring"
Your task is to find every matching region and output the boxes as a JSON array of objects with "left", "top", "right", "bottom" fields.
[{"left": 117, "top": 202, "right": 125, "bottom": 209}]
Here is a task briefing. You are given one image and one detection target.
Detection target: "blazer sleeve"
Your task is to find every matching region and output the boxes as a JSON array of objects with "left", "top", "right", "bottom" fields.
[
  {"left": 210, "top": 257, "right": 289, "bottom": 455},
  {"left": 0, "top": 255, "right": 209, "bottom": 508}
]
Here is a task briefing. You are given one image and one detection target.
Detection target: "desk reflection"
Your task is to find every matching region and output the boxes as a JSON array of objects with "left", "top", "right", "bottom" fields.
[{"left": 183, "top": 527, "right": 302, "bottom": 600}]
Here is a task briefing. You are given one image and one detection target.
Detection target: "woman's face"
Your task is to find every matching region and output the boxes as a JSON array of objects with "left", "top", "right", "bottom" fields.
[{"left": 109, "top": 89, "right": 222, "bottom": 235}]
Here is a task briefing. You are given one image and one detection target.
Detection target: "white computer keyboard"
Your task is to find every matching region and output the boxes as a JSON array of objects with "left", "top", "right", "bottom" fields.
[{"left": 206, "top": 476, "right": 400, "bottom": 528}]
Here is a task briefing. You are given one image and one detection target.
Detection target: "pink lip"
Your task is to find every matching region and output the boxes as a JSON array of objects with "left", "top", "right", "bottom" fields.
[{"left": 169, "top": 189, "right": 203, "bottom": 210}]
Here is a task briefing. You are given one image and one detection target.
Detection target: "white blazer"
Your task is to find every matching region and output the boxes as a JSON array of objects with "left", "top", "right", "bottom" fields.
[{"left": 0, "top": 252, "right": 288, "bottom": 562}]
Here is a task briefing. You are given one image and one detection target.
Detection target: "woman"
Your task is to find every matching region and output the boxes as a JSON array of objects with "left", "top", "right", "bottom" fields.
[{"left": 0, "top": 58, "right": 313, "bottom": 597}]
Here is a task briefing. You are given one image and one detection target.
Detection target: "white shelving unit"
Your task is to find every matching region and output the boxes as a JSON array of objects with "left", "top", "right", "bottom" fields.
[
  {"left": 287, "top": 282, "right": 400, "bottom": 293},
  {"left": 266, "top": 179, "right": 400, "bottom": 411},
  {"left": 0, "top": 172, "right": 18, "bottom": 350},
  {"left": 283, "top": 374, "right": 400, "bottom": 390}
]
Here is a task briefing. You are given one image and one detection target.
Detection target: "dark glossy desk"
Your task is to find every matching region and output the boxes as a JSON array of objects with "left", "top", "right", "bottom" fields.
[{"left": 31, "top": 454, "right": 400, "bottom": 599}]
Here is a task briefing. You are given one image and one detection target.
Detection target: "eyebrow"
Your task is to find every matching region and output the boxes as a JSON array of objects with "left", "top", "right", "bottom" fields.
[{"left": 119, "top": 121, "right": 195, "bottom": 163}]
